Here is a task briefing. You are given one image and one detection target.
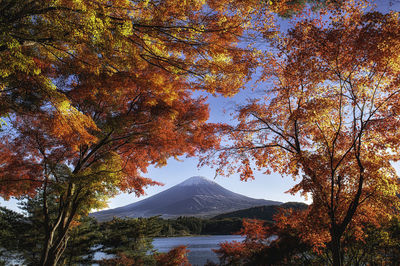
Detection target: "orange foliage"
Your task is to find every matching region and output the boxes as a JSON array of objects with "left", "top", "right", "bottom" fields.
[
  {"left": 155, "top": 245, "right": 191, "bottom": 266},
  {"left": 240, "top": 219, "right": 268, "bottom": 242},
  {"left": 214, "top": 219, "right": 269, "bottom": 265},
  {"left": 215, "top": 241, "right": 250, "bottom": 265},
  {"left": 215, "top": 212, "right": 327, "bottom": 264}
]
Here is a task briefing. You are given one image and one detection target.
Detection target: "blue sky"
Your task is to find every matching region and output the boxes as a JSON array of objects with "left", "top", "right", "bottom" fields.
[{"left": 1, "top": 0, "right": 398, "bottom": 212}]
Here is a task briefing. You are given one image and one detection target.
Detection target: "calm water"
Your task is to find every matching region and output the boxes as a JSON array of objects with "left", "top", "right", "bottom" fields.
[{"left": 153, "top": 235, "right": 245, "bottom": 266}]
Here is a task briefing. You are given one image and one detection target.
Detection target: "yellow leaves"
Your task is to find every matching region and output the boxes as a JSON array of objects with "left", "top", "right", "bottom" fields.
[
  {"left": 212, "top": 53, "right": 232, "bottom": 64},
  {"left": 373, "top": 167, "right": 399, "bottom": 198},
  {"left": 0, "top": 42, "right": 40, "bottom": 79},
  {"left": 218, "top": 15, "right": 228, "bottom": 26},
  {"left": 120, "top": 20, "right": 133, "bottom": 37},
  {"left": 153, "top": 73, "right": 166, "bottom": 86},
  {"left": 86, "top": 10, "right": 106, "bottom": 44},
  {"left": 142, "top": 0, "right": 151, "bottom": 7},
  {"left": 169, "top": 109, "right": 178, "bottom": 120},
  {"left": 204, "top": 74, "right": 216, "bottom": 84},
  {"left": 0, "top": 68, "right": 10, "bottom": 79},
  {"left": 0, "top": 117, "right": 7, "bottom": 128},
  {"left": 76, "top": 151, "right": 124, "bottom": 210},
  {"left": 147, "top": 98, "right": 157, "bottom": 106},
  {"left": 70, "top": 0, "right": 87, "bottom": 10},
  {"left": 57, "top": 100, "right": 72, "bottom": 114}
]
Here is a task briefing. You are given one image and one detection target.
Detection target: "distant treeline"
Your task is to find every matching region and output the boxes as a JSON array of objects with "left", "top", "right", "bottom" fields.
[
  {"left": 150, "top": 216, "right": 243, "bottom": 236},
  {"left": 154, "top": 202, "right": 308, "bottom": 236},
  {"left": 213, "top": 202, "right": 308, "bottom": 221}
]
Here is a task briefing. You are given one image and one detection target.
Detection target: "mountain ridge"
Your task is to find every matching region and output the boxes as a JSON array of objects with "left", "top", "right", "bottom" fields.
[
  {"left": 91, "top": 176, "right": 281, "bottom": 221},
  {"left": 212, "top": 202, "right": 308, "bottom": 221}
]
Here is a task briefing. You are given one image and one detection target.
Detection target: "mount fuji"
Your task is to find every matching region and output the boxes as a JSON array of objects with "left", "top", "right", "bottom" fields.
[{"left": 91, "top": 176, "right": 281, "bottom": 221}]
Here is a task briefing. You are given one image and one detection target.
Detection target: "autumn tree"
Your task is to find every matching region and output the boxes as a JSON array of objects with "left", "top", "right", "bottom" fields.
[
  {"left": 208, "top": 2, "right": 400, "bottom": 265},
  {"left": 212, "top": 217, "right": 315, "bottom": 265},
  {"left": 99, "top": 245, "right": 190, "bottom": 266}
]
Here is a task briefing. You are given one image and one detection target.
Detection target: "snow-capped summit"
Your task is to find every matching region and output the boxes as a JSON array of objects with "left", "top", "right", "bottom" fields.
[
  {"left": 91, "top": 176, "right": 281, "bottom": 221},
  {"left": 177, "top": 176, "right": 216, "bottom": 186}
]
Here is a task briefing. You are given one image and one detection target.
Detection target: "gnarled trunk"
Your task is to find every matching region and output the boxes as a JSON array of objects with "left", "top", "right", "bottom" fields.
[{"left": 40, "top": 229, "right": 69, "bottom": 266}]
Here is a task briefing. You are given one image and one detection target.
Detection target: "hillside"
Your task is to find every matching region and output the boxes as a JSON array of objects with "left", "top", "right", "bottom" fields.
[{"left": 212, "top": 202, "right": 308, "bottom": 221}]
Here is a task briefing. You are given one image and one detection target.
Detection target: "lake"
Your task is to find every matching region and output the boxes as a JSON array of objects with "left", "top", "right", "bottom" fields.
[{"left": 153, "top": 235, "right": 245, "bottom": 266}]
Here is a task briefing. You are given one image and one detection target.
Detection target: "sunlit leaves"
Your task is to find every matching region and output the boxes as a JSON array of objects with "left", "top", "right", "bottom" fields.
[{"left": 0, "top": 0, "right": 266, "bottom": 146}]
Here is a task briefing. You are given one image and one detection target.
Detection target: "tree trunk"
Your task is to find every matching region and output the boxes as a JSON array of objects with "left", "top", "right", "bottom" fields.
[
  {"left": 41, "top": 242, "right": 66, "bottom": 266},
  {"left": 43, "top": 251, "right": 57, "bottom": 266},
  {"left": 40, "top": 229, "right": 68, "bottom": 266},
  {"left": 331, "top": 233, "right": 342, "bottom": 266},
  {"left": 39, "top": 231, "right": 53, "bottom": 266}
]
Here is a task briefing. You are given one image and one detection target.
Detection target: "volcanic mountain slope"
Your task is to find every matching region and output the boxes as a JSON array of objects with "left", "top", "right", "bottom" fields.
[{"left": 91, "top": 176, "right": 281, "bottom": 221}]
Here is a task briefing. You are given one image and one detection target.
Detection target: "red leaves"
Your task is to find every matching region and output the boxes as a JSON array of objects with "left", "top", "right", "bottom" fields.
[
  {"left": 101, "top": 246, "right": 191, "bottom": 266},
  {"left": 214, "top": 219, "right": 269, "bottom": 265},
  {"left": 240, "top": 219, "right": 267, "bottom": 242},
  {"left": 238, "top": 158, "right": 254, "bottom": 182},
  {"left": 155, "top": 245, "right": 190, "bottom": 266},
  {"left": 215, "top": 241, "right": 249, "bottom": 265}
]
